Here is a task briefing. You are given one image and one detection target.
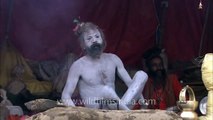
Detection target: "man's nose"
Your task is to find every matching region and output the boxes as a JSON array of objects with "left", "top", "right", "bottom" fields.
[
  {"left": 92, "top": 37, "right": 98, "bottom": 43},
  {"left": 156, "top": 65, "right": 163, "bottom": 70}
]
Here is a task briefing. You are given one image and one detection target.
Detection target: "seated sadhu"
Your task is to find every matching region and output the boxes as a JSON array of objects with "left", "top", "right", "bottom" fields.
[
  {"left": 61, "top": 21, "right": 148, "bottom": 110},
  {"left": 134, "top": 48, "right": 182, "bottom": 110}
]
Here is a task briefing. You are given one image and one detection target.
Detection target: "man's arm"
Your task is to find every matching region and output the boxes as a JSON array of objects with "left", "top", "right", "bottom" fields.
[
  {"left": 61, "top": 61, "right": 81, "bottom": 106},
  {"left": 111, "top": 54, "right": 133, "bottom": 87},
  {"left": 112, "top": 54, "right": 148, "bottom": 109}
]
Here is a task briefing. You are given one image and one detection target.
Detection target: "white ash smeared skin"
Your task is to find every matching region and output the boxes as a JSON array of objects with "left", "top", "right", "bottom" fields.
[{"left": 61, "top": 23, "right": 148, "bottom": 110}]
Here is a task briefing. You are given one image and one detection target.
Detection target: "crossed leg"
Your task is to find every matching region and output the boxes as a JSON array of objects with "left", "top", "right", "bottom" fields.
[
  {"left": 106, "top": 71, "right": 147, "bottom": 110},
  {"left": 121, "top": 70, "right": 148, "bottom": 109}
]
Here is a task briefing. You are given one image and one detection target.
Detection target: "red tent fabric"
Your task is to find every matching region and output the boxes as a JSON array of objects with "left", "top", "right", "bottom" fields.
[
  {"left": 0, "top": 0, "right": 212, "bottom": 67},
  {"left": 163, "top": 0, "right": 206, "bottom": 62}
]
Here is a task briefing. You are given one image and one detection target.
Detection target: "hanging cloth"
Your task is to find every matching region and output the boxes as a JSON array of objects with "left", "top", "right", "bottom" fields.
[{"left": 0, "top": 0, "right": 52, "bottom": 95}]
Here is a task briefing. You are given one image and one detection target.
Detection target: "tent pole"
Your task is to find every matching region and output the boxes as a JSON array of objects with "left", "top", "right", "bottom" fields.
[{"left": 199, "top": 0, "right": 210, "bottom": 56}]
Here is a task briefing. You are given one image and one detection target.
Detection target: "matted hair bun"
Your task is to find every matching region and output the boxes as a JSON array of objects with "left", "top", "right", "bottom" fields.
[{"left": 72, "top": 18, "right": 85, "bottom": 36}]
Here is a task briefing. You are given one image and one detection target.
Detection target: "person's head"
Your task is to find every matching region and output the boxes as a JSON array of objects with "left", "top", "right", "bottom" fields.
[
  {"left": 75, "top": 22, "right": 106, "bottom": 58},
  {"left": 146, "top": 56, "right": 165, "bottom": 75},
  {"left": 145, "top": 55, "right": 167, "bottom": 87},
  {"left": 143, "top": 47, "right": 165, "bottom": 76}
]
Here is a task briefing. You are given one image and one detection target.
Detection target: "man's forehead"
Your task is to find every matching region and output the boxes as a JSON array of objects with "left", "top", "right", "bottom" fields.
[
  {"left": 84, "top": 29, "right": 100, "bottom": 36},
  {"left": 151, "top": 58, "right": 162, "bottom": 63}
]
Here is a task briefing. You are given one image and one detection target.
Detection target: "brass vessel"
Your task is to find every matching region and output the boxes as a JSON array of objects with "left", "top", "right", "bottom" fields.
[
  {"left": 199, "top": 53, "right": 213, "bottom": 120},
  {"left": 177, "top": 85, "right": 198, "bottom": 120}
]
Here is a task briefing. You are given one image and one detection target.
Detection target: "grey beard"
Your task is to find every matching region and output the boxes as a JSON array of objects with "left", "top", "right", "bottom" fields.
[{"left": 86, "top": 43, "right": 103, "bottom": 58}]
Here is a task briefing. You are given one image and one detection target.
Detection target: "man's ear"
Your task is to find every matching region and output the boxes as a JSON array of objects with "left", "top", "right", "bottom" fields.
[
  {"left": 80, "top": 41, "right": 86, "bottom": 50},
  {"left": 78, "top": 36, "right": 85, "bottom": 49}
]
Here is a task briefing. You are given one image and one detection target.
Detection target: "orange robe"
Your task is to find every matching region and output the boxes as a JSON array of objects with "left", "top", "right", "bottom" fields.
[{"left": 134, "top": 74, "right": 182, "bottom": 110}]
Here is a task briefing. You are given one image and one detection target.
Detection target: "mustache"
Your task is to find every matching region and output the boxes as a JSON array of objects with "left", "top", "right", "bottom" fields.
[
  {"left": 156, "top": 69, "right": 163, "bottom": 72},
  {"left": 149, "top": 69, "right": 166, "bottom": 77},
  {"left": 91, "top": 43, "right": 101, "bottom": 49}
]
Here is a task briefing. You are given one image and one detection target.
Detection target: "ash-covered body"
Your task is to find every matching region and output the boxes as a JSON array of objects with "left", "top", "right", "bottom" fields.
[{"left": 61, "top": 22, "right": 147, "bottom": 110}]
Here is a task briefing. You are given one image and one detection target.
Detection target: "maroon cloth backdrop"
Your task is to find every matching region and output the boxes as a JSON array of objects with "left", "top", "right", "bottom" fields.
[
  {"left": 163, "top": 0, "right": 209, "bottom": 63},
  {"left": 0, "top": 0, "right": 212, "bottom": 67}
]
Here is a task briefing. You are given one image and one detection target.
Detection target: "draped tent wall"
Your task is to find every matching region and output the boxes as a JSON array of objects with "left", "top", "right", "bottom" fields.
[
  {"left": 200, "top": 0, "right": 213, "bottom": 55},
  {"left": 0, "top": 0, "right": 212, "bottom": 67},
  {"left": 163, "top": 0, "right": 207, "bottom": 63},
  {"left": 0, "top": 0, "right": 7, "bottom": 44}
]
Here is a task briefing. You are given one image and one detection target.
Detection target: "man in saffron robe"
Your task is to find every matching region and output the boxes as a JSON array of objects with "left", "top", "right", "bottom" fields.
[{"left": 135, "top": 48, "right": 182, "bottom": 110}]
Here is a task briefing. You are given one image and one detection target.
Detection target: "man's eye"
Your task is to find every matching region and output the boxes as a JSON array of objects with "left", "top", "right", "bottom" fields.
[
  {"left": 152, "top": 63, "right": 163, "bottom": 68},
  {"left": 95, "top": 35, "right": 100, "bottom": 38},
  {"left": 152, "top": 63, "right": 159, "bottom": 67},
  {"left": 87, "top": 37, "right": 92, "bottom": 40}
]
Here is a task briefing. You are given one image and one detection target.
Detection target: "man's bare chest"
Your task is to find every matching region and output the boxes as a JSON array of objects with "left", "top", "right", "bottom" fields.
[{"left": 79, "top": 61, "right": 116, "bottom": 85}]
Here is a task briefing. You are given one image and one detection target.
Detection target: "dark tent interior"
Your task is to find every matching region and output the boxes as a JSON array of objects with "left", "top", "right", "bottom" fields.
[{"left": 0, "top": 0, "right": 213, "bottom": 119}]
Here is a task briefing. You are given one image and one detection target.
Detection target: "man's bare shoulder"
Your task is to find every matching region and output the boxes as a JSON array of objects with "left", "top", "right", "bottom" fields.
[
  {"left": 102, "top": 53, "right": 119, "bottom": 59},
  {"left": 70, "top": 57, "right": 86, "bottom": 68},
  {"left": 102, "top": 53, "right": 122, "bottom": 65}
]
